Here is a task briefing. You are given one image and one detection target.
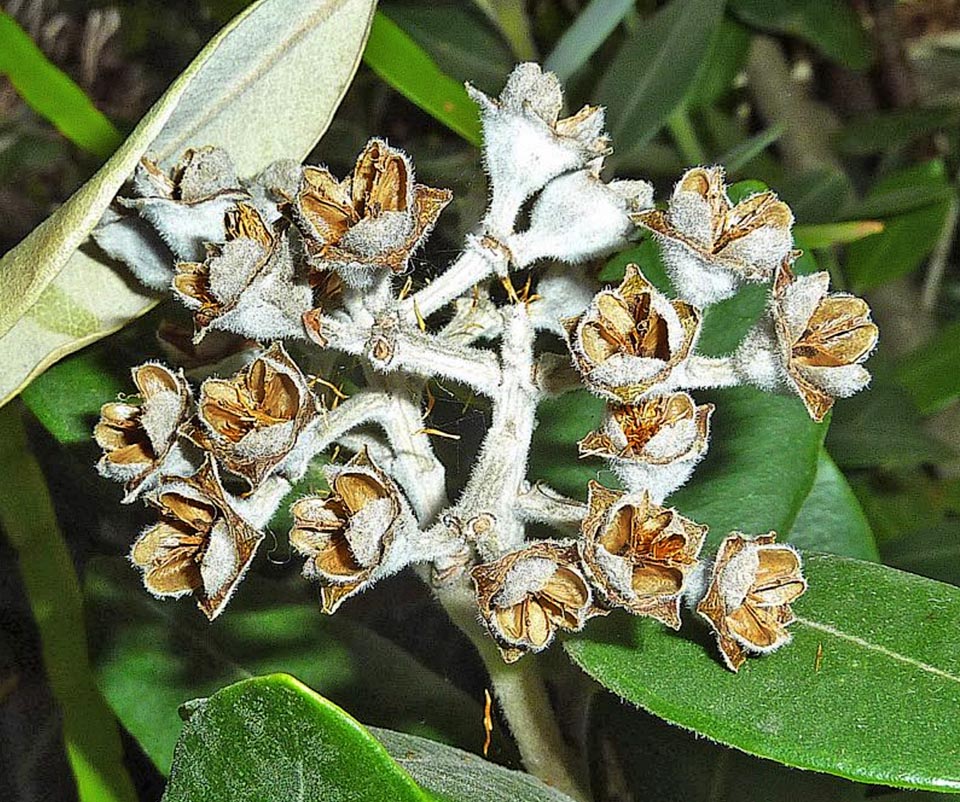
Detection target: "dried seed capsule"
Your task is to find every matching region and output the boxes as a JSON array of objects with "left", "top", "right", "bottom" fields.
[
  {"left": 505, "top": 168, "right": 653, "bottom": 268},
  {"left": 634, "top": 166, "right": 794, "bottom": 306},
  {"left": 565, "top": 264, "right": 700, "bottom": 402},
  {"left": 289, "top": 448, "right": 415, "bottom": 614},
  {"left": 291, "top": 138, "right": 451, "bottom": 288},
  {"left": 94, "top": 363, "right": 195, "bottom": 502},
  {"left": 192, "top": 342, "right": 317, "bottom": 488},
  {"left": 93, "top": 147, "right": 249, "bottom": 290},
  {"left": 467, "top": 63, "right": 610, "bottom": 235},
  {"left": 696, "top": 532, "right": 807, "bottom": 671},
  {"left": 578, "top": 393, "right": 713, "bottom": 500},
  {"left": 733, "top": 261, "right": 879, "bottom": 421},
  {"left": 472, "top": 541, "right": 596, "bottom": 663},
  {"left": 173, "top": 202, "right": 312, "bottom": 342},
  {"left": 579, "top": 483, "right": 707, "bottom": 627},
  {"left": 131, "top": 457, "right": 264, "bottom": 620}
]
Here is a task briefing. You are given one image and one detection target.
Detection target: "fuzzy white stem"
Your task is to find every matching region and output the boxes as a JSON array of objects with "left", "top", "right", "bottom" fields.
[
  {"left": 230, "top": 474, "right": 292, "bottom": 530},
  {"left": 453, "top": 307, "right": 538, "bottom": 558},
  {"left": 368, "top": 374, "right": 449, "bottom": 525},
  {"left": 484, "top": 183, "right": 528, "bottom": 239},
  {"left": 374, "top": 325, "right": 503, "bottom": 397},
  {"left": 309, "top": 313, "right": 503, "bottom": 397},
  {"left": 672, "top": 355, "right": 740, "bottom": 390},
  {"left": 434, "top": 579, "right": 591, "bottom": 802},
  {"left": 516, "top": 483, "right": 587, "bottom": 535},
  {"left": 405, "top": 240, "right": 507, "bottom": 321}
]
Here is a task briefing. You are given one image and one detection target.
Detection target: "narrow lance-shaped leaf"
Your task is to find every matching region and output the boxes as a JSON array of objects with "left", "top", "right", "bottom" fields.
[
  {"left": 597, "top": 0, "right": 725, "bottom": 164},
  {"left": 0, "top": 12, "right": 122, "bottom": 157},
  {"left": 565, "top": 554, "right": 960, "bottom": 793},
  {"left": 0, "top": 0, "right": 376, "bottom": 409},
  {"left": 728, "top": 0, "right": 873, "bottom": 70},
  {"left": 544, "top": 0, "right": 635, "bottom": 81},
  {"left": 0, "top": 405, "right": 137, "bottom": 802},
  {"left": 363, "top": 11, "right": 482, "bottom": 146}
]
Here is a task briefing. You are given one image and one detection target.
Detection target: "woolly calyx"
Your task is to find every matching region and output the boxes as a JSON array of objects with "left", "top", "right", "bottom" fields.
[
  {"left": 120, "top": 148, "right": 249, "bottom": 263},
  {"left": 579, "top": 393, "right": 714, "bottom": 502},
  {"left": 192, "top": 342, "right": 317, "bottom": 488},
  {"left": 94, "top": 363, "right": 195, "bottom": 502},
  {"left": 468, "top": 63, "right": 610, "bottom": 235},
  {"left": 565, "top": 264, "right": 700, "bottom": 403},
  {"left": 579, "top": 483, "right": 707, "bottom": 628},
  {"left": 695, "top": 532, "right": 807, "bottom": 672},
  {"left": 130, "top": 457, "right": 264, "bottom": 620},
  {"left": 173, "top": 202, "right": 312, "bottom": 342},
  {"left": 775, "top": 263, "right": 878, "bottom": 421},
  {"left": 289, "top": 448, "right": 415, "bottom": 614},
  {"left": 472, "top": 540, "right": 597, "bottom": 663},
  {"left": 291, "top": 138, "right": 452, "bottom": 288},
  {"left": 505, "top": 168, "right": 653, "bottom": 268},
  {"left": 634, "top": 166, "right": 795, "bottom": 306}
]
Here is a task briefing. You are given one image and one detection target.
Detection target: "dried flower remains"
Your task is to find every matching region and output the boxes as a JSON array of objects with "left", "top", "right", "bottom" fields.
[{"left": 92, "top": 62, "right": 875, "bottom": 672}]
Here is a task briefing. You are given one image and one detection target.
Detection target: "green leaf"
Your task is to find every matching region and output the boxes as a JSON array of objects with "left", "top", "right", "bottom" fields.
[
  {"left": 826, "top": 376, "right": 954, "bottom": 469},
  {"left": 778, "top": 167, "right": 855, "bottom": 225},
  {"left": 794, "top": 220, "right": 885, "bottom": 249},
  {"left": 588, "top": 692, "right": 865, "bottom": 802},
  {"left": 160, "top": 674, "right": 574, "bottom": 802},
  {"left": 543, "top": 0, "right": 634, "bottom": 81},
  {"left": 21, "top": 344, "right": 129, "bottom": 444},
  {"left": 529, "top": 390, "right": 611, "bottom": 501},
  {"left": 0, "top": 405, "right": 137, "bottom": 802},
  {"left": 161, "top": 674, "right": 431, "bottom": 802},
  {"left": 788, "top": 449, "right": 879, "bottom": 561},
  {"left": 729, "top": 0, "right": 873, "bottom": 70},
  {"left": 896, "top": 320, "right": 960, "bottom": 414},
  {"left": 835, "top": 106, "right": 960, "bottom": 156},
  {"left": 717, "top": 123, "right": 785, "bottom": 174},
  {"left": 844, "top": 159, "right": 953, "bottom": 220},
  {"left": 0, "top": 12, "right": 122, "bottom": 158},
  {"left": 470, "top": 0, "right": 537, "bottom": 61},
  {"left": 566, "top": 554, "right": 960, "bottom": 792},
  {"left": 686, "top": 16, "right": 753, "bottom": 110},
  {"left": 0, "top": 0, "right": 376, "bottom": 408},
  {"left": 598, "top": 0, "right": 726, "bottom": 163},
  {"left": 882, "top": 523, "right": 960, "bottom": 588},
  {"left": 382, "top": 1, "right": 513, "bottom": 94},
  {"left": 669, "top": 387, "right": 827, "bottom": 545},
  {"left": 85, "top": 558, "right": 506, "bottom": 774},
  {"left": 363, "top": 11, "right": 482, "bottom": 146},
  {"left": 372, "top": 727, "right": 578, "bottom": 802},
  {"left": 845, "top": 199, "right": 953, "bottom": 292}
]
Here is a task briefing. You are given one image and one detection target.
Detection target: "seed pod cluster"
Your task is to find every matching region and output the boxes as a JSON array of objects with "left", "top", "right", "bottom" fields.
[{"left": 93, "top": 63, "right": 877, "bottom": 670}]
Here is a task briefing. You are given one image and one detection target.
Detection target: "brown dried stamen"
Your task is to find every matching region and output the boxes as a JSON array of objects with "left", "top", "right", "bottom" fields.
[
  {"left": 582, "top": 291, "right": 671, "bottom": 364},
  {"left": 201, "top": 359, "right": 300, "bottom": 444},
  {"left": 612, "top": 394, "right": 694, "bottom": 457}
]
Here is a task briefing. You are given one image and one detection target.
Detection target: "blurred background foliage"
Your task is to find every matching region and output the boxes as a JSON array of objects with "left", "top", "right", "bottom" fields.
[{"left": 2, "top": 1, "right": 960, "bottom": 801}]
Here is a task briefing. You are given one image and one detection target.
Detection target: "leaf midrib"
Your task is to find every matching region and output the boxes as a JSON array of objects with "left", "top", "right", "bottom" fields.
[{"left": 795, "top": 616, "right": 960, "bottom": 684}]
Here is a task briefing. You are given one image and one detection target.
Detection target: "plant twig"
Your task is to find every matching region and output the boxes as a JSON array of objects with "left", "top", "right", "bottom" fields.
[{"left": 434, "top": 580, "right": 592, "bottom": 802}]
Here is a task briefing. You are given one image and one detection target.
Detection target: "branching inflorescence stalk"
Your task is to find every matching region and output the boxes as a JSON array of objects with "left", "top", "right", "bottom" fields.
[{"left": 92, "top": 63, "right": 881, "bottom": 798}]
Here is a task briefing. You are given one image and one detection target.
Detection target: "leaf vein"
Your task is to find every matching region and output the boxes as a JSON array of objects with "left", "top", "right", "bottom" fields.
[{"left": 796, "top": 616, "right": 960, "bottom": 684}]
